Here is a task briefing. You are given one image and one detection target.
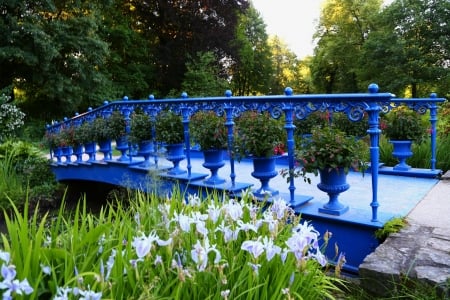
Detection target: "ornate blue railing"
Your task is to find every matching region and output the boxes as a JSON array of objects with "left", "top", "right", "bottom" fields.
[{"left": 46, "top": 83, "right": 446, "bottom": 223}]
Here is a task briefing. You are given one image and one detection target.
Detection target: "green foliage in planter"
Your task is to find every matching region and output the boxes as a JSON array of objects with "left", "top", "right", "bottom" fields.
[
  {"left": 234, "top": 111, "right": 285, "bottom": 158},
  {"left": 108, "top": 111, "right": 127, "bottom": 140},
  {"left": 92, "top": 117, "right": 113, "bottom": 142},
  {"left": 284, "top": 126, "right": 369, "bottom": 183},
  {"left": 382, "top": 106, "right": 427, "bottom": 142},
  {"left": 74, "top": 121, "right": 95, "bottom": 145},
  {"left": 43, "top": 125, "right": 79, "bottom": 148},
  {"left": 332, "top": 112, "right": 368, "bottom": 138},
  {"left": 155, "top": 110, "right": 184, "bottom": 144},
  {"left": 294, "top": 111, "right": 329, "bottom": 137},
  {"left": 189, "top": 111, "right": 227, "bottom": 150},
  {"left": 129, "top": 111, "right": 152, "bottom": 144}
]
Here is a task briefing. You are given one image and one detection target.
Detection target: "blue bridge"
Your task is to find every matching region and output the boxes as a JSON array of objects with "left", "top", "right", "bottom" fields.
[{"left": 46, "top": 84, "right": 445, "bottom": 273}]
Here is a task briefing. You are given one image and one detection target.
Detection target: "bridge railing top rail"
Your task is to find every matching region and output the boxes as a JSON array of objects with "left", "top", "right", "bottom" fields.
[{"left": 46, "top": 85, "right": 445, "bottom": 131}]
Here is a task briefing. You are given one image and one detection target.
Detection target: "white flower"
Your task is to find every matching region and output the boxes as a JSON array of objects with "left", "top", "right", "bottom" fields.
[
  {"left": 241, "top": 238, "right": 265, "bottom": 259},
  {"left": 41, "top": 264, "right": 52, "bottom": 275},
  {"left": 247, "top": 262, "right": 261, "bottom": 275},
  {"left": 215, "top": 221, "right": 238, "bottom": 243},
  {"left": 190, "top": 238, "right": 221, "bottom": 271},
  {"left": 0, "top": 250, "right": 10, "bottom": 264},
  {"left": 187, "top": 193, "right": 201, "bottom": 206},
  {"left": 262, "top": 210, "right": 278, "bottom": 233},
  {"left": 154, "top": 255, "right": 163, "bottom": 266},
  {"left": 172, "top": 212, "right": 192, "bottom": 232},
  {"left": 270, "top": 198, "right": 291, "bottom": 219},
  {"left": 78, "top": 286, "right": 102, "bottom": 300},
  {"left": 222, "top": 200, "right": 243, "bottom": 221},
  {"left": 207, "top": 203, "right": 221, "bottom": 223},
  {"left": 261, "top": 236, "right": 281, "bottom": 261},
  {"left": 54, "top": 286, "right": 73, "bottom": 300},
  {"left": 285, "top": 231, "right": 309, "bottom": 261},
  {"left": 131, "top": 231, "right": 172, "bottom": 259},
  {"left": 236, "top": 220, "right": 257, "bottom": 233},
  {"left": 221, "top": 289, "right": 230, "bottom": 298}
]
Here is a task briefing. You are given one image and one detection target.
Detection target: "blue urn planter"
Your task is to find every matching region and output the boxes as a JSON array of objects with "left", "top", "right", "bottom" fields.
[
  {"left": 317, "top": 168, "right": 350, "bottom": 215},
  {"left": 115, "top": 136, "right": 129, "bottom": 161},
  {"left": 61, "top": 146, "right": 73, "bottom": 163},
  {"left": 202, "top": 149, "right": 226, "bottom": 185},
  {"left": 84, "top": 142, "right": 97, "bottom": 162},
  {"left": 166, "top": 143, "right": 187, "bottom": 175},
  {"left": 53, "top": 147, "right": 63, "bottom": 164},
  {"left": 73, "top": 144, "right": 84, "bottom": 163},
  {"left": 137, "top": 140, "right": 154, "bottom": 168},
  {"left": 99, "top": 140, "right": 112, "bottom": 161},
  {"left": 390, "top": 140, "right": 413, "bottom": 171},
  {"left": 251, "top": 156, "right": 279, "bottom": 198}
]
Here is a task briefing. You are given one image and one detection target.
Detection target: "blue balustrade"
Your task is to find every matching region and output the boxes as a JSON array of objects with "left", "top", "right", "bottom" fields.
[{"left": 46, "top": 84, "right": 446, "bottom": 225}]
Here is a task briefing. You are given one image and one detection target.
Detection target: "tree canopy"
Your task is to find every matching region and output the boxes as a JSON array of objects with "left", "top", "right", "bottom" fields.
[{"left": 1, "top": 0, "right": 448, "bottom": 122}]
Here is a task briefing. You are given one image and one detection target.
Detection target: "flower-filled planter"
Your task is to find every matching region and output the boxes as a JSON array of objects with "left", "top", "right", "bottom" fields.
[
  {"left": 235, "top": 111, "right": 285, "bottom": 198},
  {"left": 190, "top": 111, "right": 228, "bottom": 184},
  {"left": 129, "top": 110, "right": 154, "bottom": 167},
  {"left": 155, "top": 110, "right": 186, "bottom": 174},
  {"left": 288, "top": 126, "right": 368, "bottom": 215},
  {"left": 108, "top": 111, "right": 128, "bottom": 161},
  {"left": 92, "top": 117, "right": 113, "bottom": 160},
  {"left": 382, "top": 106, "right": 426, "bottom": 171}
]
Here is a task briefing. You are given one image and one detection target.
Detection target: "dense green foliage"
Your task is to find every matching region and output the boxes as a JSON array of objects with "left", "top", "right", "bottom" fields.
[
  {"left": 0, "top": 140, "right": 59, "bottom": 210},
  {"left": 2, "top": 0, "right": 448, "bottom": 128}
]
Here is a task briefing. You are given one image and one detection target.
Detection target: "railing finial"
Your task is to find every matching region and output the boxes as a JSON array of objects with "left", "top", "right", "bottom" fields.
[
  {"left": 148, "top": 94, "right": 155, "bottom": 100},
  {"left": 103, "top": 100, "right": 109, "bottom": 105},
  {"left": 430, "top": 92, "right": 437, "bottom": 98},
  {"left": 368, "top": 83, "right": 379, "bottom": 93},
  {"left": 181, "top": 92, "right": 188, "bottom": 99},
  {"left": 284, "top": 87, "right": 293, "bottom": 96},
  {"left": 123, "top": 96, "right": 129, "bottom": 101},
  {"left": 225, "top": 90, "right": 232, "bottom": 97}
]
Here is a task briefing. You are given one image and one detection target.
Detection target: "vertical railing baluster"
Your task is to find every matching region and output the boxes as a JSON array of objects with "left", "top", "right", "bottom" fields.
[
  {"left": 367, "top": 83, "right": 382, "bottom": 222},
  {"left": 120, "top": 96, "right": 133, "bottom": 162},
  {"left": 224, "top": 90, "right": 236, "bottom": 188},
  {"left": 148, "top": 95, "right": 159, "bottom": 167},
  {"left": 181, "top": 93, "right": 192, "bottom": 177},
  {"left": 283, "top": 87, "right": 297, "bottom": 205},
  {"left": 429, "top": 93, "right": 438, "bottom": 171}
]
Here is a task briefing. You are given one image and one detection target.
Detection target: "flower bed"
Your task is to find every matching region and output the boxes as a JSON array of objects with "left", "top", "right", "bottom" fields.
[{"left": 0, "top": 191, "right": 343, "bottom": 299}]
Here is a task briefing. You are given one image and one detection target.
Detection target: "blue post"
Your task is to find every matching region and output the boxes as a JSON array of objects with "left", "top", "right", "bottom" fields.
[
  {"left": 367, "top": 83, "right": 381, "bottom": 222},
  {"left": 148, "top": 95, "right": 158, "bottom": 167},
  {"left": 283, "top": 87, "right": 296, "bottom": 205},
  {"left": 181, "top": 92, "right": 192, "bottom": 177},
  {"left": 120, "top": 96, "right": 133, "bottom": 162},
  {"left": 224, "top": 90, "right": 236, "bottom": 187},
  {"left": 429, "top": 93, "right": 438, "bottom": 171}
]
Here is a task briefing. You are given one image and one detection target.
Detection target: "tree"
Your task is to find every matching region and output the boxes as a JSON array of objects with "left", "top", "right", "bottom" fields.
[
  {"left": 358, "top": 0, "right": 450, "bottom": 97},
  {"left": 181, "top": 51, "right": 229, "bottom": 97},
  {"left": 230, "top": 6, "right": 272, "bottom": 96},
  {"left": 99, "top": 0, "right": 156, "bottom": 99},
  {"left": 0, "top": 0, "right": 113, "bottom": 120},
  {"left": 131, "top": 0, "right": 249, "bottom": 96},
  {"left": 268, "top": 36, "right": 311, "bottom": 95},
  {"left": 310, "top": 0, "right": 382, "bottom": 93}
]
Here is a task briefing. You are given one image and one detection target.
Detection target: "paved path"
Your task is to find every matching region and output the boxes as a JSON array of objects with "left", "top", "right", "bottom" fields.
[{"left": 360, "top": 171, "right": 450, "bottom": 298}]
